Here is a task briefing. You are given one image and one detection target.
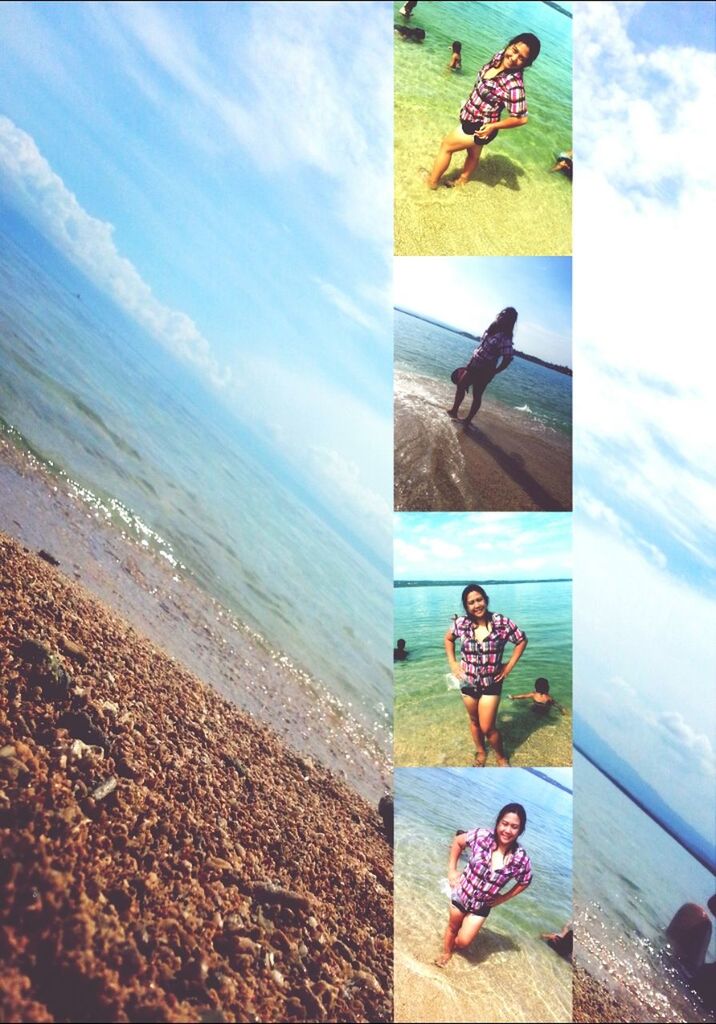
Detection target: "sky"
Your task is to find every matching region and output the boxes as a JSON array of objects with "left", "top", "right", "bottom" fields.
[
  {"left": 0, "top": 1, "right": 393, "bottom": 556},
  {"left": 394, "top": 512, "right": 572, "bottom": 581},
  {"left": 394, "top": 256, "right": 573, "bottom": 366},
  {"left": 573, "top": 1, "right": 716, "bottom": 842}
]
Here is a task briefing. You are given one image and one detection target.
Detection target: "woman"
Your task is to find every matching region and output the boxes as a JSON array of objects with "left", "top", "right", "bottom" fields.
[
  {"left": 435, "top": 803, "right": 532, "bottom": 967},
  {"left": 445, "top": 583, "right": 527, "bottom": 766},
  {"left": 448, "top": 307, "right": 518, "bottom": 426},
  {"left": 427, "top": 33, "right": 541, "bottom": 190}
]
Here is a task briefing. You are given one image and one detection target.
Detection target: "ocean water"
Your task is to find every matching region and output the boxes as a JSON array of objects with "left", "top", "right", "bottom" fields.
[
  {"left": 394, "top": 0, "right": 572, "bottom": 256},
  {"left": 574, "top": 751, "right": 716, "bottom": 1023},
  {"left": 395, "top": 309, "right": 571, "bottom": 435},
  {"left": 0, "top": 226, "right": 392, "bottom": 736},
  {"left": 394, "top": 580, "right": 572, "bottom": 766},
  {"left": 394, "top": 767, "right": 572, "bottom": 1022}
]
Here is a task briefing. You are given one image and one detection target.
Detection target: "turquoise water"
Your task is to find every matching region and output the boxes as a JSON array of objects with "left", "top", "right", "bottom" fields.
[
  {"left": 395, "top": 309, "right": 572, "bottom": 435},
  {"left": 395, "top": 767, "right": 572, "bottom": 1022},
  {"left": 394, "top": 580, "right": 572, "bottom": 766},
  {"left": 395, "top": 0, "right": 572, "bottom": 256},
  {"left": 575, "top": 752, "right": 715, "bottom": 1023},
  {"left": 0, "top": 225, "right": 392, "bottom": 734}
]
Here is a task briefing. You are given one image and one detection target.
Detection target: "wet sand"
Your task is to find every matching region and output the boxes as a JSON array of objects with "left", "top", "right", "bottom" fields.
[
  {"left": 0, "top": 532, "right": 392, "bottom": 1022},
  {"left": 0, "top": 436, "right": 390, "bottom": 803},
  {"left": 395, "top": 701, "right": 572, "bottom": 768},
  {"left": 394, "top": 373, "right": 571, "bottom": 512},
  {"left": 394, "top": 906, "right": 571, "bottom": 1022}
]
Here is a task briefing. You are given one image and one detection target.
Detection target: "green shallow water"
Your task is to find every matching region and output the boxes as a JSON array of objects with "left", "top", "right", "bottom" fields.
[
  {"left": 394, "top": 580, "right": 572, "bottom": 767},
  {"left": 394, "top": 0, "right": 572, "bottom": 255}
]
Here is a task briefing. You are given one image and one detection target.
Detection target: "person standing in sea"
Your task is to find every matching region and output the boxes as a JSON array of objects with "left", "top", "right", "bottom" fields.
[
  {"left": 447, "top": 307, "right": 518, "bottom": 428},
  {"left": 426, "top": 33, "right": 541, "bottom": 190}
]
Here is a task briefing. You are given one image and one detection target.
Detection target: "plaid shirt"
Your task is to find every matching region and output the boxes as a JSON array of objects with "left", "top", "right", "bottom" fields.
[
  {"left": 453, "top": 828, "right": 533, "bottom": 912},
  {"left": 460, "top": 51, "right": 527, "bottom": 124},
  {"left": 470, "top": 330, "right": 514, "bottom": 368},
  {"left": 450, "top": 613, "right": 526, "bottom": 687}
]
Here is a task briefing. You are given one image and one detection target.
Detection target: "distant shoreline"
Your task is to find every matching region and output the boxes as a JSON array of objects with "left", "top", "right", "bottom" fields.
[
  {"left": 395, "top": 307, "right": 573, "bottom": 377},
  {"left": 575, "top": 743, "right": 716, "bottom": 875},
  {"left": 395, "top": 578, "right": 572, "bottom": 588}
]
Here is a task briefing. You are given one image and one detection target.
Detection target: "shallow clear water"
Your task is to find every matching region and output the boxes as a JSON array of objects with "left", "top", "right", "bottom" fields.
[
  {"left": 574, "top": 751, "right": 715, "bottom": 1023},
  {"left": 0, "top": 226, "right": 392, "bottom": 732},
  {"left": 394, "top": 0, "right": 572, "bottom": 255},
  {"left": 394, "top": 766, "right": 572, "bottom": 1022},
  {"left": 394, "top": 580, "right": 572, "bottom": 766}
]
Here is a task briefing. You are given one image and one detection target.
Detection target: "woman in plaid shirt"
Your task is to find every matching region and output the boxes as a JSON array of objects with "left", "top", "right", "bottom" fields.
[
  {"left": 435, "top": 803, "right": 533, "bottom": 967},
  {"left": 426, "top": 33, "right": 541, "bottom": 190},
  {"left": 445, "top": 583, "right": 527, "bottom": 766},
  {"left": 448, "top": 306, "right": 518, "bottom": 426}
]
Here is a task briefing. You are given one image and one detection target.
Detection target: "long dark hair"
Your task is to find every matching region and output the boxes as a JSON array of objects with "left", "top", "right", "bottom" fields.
[
  {"left": 493, "top": 802, "right": 527, "bottom": 851},
  {"left": 505, "top": 32, "right": 541, "bottom": 67},
  {"left": 461, "top": 583, "right": 492, "bottom": 623},
  {"left": 486, "top": 306, "right": 518, "bottom": 338}
]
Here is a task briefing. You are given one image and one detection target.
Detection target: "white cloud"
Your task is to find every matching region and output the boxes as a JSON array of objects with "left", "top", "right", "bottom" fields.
[
  {"left": 314, "top": 278, "right": 380, "bottom": 333},
  {"left": 426, "top": 538, "right": 463, "bottom": 560},
  {"left": 111, "top": 1, "right": 392, "bottom": 250},
  {"left": 0, "top": 116, "right": 228, "bottom": 387},
  {"left": 652, "top": 712, "right": 716, "bottom": 778},
  {"left": 575, "top": 3, "right": 716, "bottom": 573}
]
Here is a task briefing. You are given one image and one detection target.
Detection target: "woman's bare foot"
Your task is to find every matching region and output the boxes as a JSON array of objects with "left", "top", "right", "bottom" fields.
[
  {"left": 446, "top": 408, "right": 459, "bottom": 418},
  {"left": 434, "top": 952, "right": 452, "bottom": 967},
  {"left": 446, "top": 175, "right": 469, "bottom": 188},
  {"left": 473, "top": 749, "right": 487, "bottom": 767},
  {"left": 496, "top": 756, "right": 510, "bottom": 767},
  {"left": 420, "top": 168, "right": 440, "bottom": 190}
]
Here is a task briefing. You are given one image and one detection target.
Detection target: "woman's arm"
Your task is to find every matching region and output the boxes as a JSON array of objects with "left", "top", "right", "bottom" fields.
[
  {"left": 447, "top": 833, "right": 468, "bottom": 888},
  {"left": 490, "top": 881, "right": 529, "bottom": 906},
  {"left": 445, "top": 630, "right": 465, "bottom": 680},
  {"left": 494, "top": 638, "right": 527, "bottom": 682},
  {"left": 475, "top": 115, "right": 527, "bottom": 139}
]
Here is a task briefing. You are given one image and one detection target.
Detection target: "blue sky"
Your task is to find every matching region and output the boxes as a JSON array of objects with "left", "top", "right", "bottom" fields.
[
  {"left": 573, "top": 1, "right": 716, "bottom": 842},
  {"left": 394, "top": 256, "right": 572, "bottom": 367},
  {"left": 0, "top": 1, "right": 393, "bottom": 555},
  {"left": 394, "top": 512, "right": 572, "bottom": 580}
]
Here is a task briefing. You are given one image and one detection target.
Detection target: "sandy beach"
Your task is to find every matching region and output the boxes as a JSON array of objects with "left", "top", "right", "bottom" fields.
[
  {"left": 0, "top": 530, "right": 392, "bottom": 1022},
  {"left": 394, "top": 380, "right": 571, "bottom": 512}
]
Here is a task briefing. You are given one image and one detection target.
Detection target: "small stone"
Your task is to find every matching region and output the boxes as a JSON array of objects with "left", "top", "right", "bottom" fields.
[
  {"left": 38, "top": 549, "right": 60, "bottom": 566},
  {"left": 270, "top": 969, "right": 284, "bottom": 986},
  {"left": 91, "top": 776, "right": 118, "bottom": 801}
]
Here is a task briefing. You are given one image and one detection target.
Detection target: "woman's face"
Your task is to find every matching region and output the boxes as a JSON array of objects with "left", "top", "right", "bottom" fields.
[
  {"left": 464, "top": 590, "right": 487, "bottom": 619},
  {"left": 504, "top": 42, "right": 531, "bottom": 69},
  {"left": 497, "top": 812, "right": 522, "bottom": 846}
]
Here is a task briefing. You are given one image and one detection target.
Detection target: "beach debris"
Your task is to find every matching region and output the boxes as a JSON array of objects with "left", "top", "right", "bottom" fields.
[
  {"left": 37, "top": 549, "right": 60, "bottom": 566},
  {"left": 378, "top": 793, "right": 394, "bottom": 845},
  {"left": 91, "top": 776, "right": 118, "bottom": 801},
  {"left": 248, "top": 882, "right": 315, "bottom": 913}
]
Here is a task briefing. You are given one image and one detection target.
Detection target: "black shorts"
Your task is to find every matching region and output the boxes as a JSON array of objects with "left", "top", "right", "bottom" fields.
[
  {"left": 451, "top": 898, "right": 491, "bottom": 917},
  {"left": 460, "top": 119, "right": 498, "bottom": 146},
  {"left": 461, "top": 681, "right": 503, "bottom": 698}
]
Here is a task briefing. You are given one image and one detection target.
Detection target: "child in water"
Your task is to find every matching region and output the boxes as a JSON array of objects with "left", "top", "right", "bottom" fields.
[
  {"left": 508, "top": 677, "right": 566, "bottom": 715},
  {"left": 448, "top": 42, "right": 462, "bottom": 70}
]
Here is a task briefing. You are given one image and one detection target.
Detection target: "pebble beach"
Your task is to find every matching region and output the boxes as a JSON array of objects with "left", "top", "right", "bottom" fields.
[{"left": 0, "top": 531, "right": 393, "bottom": 1022}]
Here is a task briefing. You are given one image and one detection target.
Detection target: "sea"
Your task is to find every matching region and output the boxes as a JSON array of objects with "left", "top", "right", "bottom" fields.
[
  {"left": 395, "top": 308, "right": 571, "bottom": 434},
  {"left": 574, "top": 750, "right": 716, "bottom": 1023},
  {"left": 0, "top": 221, "right": 392, "bottom": 741},
  {"left": 394, "top": 0, "right": 573, "bottom": 256},
  {"left": 394, "top": 766, "right": 573, "bottom": 1022},
  {"left": 394, "top": 579, "right": 572, "bottom": 766}
]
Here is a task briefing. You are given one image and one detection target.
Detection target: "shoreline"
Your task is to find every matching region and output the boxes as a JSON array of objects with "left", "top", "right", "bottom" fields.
[
  {"left": 0, "top": 435, "right": 390, "bottom": 803},
  {"left": 395, "top": 374, "right": 572, "bottom": 512},
  {"left": 0, "top": 532, "right": 392, "bottom": 1022}
]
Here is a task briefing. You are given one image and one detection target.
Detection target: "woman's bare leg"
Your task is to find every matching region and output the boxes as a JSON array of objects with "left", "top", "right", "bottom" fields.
[
  {"left": 478, "top": 694, "right": 508, "bottom": 765},
  {"left": 448, "top": 380, "right": 469, "bottom": 417},
  {"left": 427, "top": 128, "right": 476, "bottom": 189},
  {"left": 461, "top": 693, "right": 486, "bottom": 764},
  {"left": 435, "top": 907, "right": 488, "bottom": 966},
  {"left": 452, "top": 145, "right": 482, "bottom": 187}
]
